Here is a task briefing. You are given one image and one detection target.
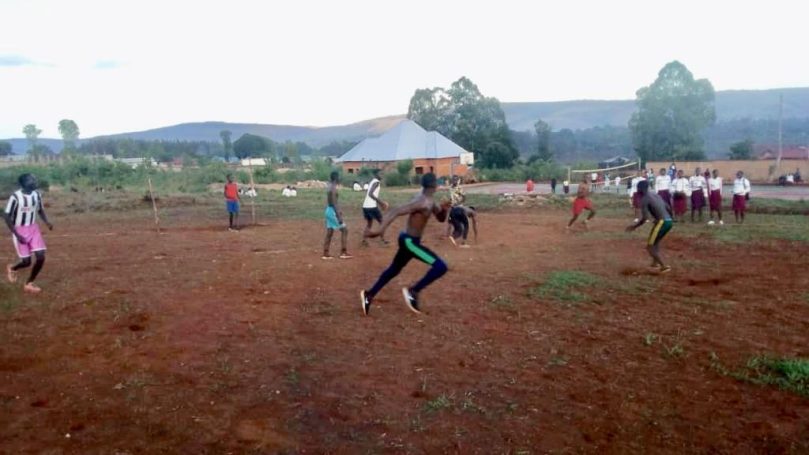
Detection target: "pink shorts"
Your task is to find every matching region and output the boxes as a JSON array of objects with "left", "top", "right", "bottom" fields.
[{"left": 12, "top": 224, "right": 47, "bottom": 258}]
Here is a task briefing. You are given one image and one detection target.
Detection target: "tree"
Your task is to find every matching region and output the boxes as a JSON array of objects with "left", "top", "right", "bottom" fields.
[
  {"left": 58, "top": 119, "right": 80, "bottom": 156},
  {"left": 729, "top": 139, "right": 754, "bottom": 160},
  {"left": 533, "top": 119, "right": 553, "bottom": 162},
  {"left": 220, "top": 130, "right": 233, "bottom": 161},
  {"left": 629, "top": 61, "right": 716, "bottom": 163},
  {"left": 23, "top": 124, "right": 42, "bottom": 161},
  {"left": 233, "top": 133, "right": 267, "bottom": 159},
  {"left": 406, "top": 76, "right": 518, "bottom": 168},
  {"left": 0, "top": 141, "right": 11, "bottom": 156},
  {"left": 479, "top": 142, "right": 514, "bottom": 169}
]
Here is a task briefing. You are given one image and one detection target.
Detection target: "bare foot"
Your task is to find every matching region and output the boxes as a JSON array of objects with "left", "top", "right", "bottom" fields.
[{"left": 6, "top": 264, "right": 17, "bottom": 283}]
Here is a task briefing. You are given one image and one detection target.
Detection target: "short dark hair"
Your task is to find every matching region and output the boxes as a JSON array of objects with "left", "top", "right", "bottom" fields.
[
  {"left": 421, "top": 173, "right": 437, "bottom": 188},
  {"left": 18, "top": 173, "right": 33, "bottom": 187},
  {"left": 330, "top": 171, "right": 339, "bottom": 181},
  {"left": 637, "top": 180, "right": 649, "bottom": 194},
  {"left": 468, "top": 206, "right": 476, "bottom": 211}
]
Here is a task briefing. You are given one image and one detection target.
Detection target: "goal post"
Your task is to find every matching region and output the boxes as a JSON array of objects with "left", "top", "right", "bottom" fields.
[{"left": 568, "top": 161, "right": 640, "bottom": 190}]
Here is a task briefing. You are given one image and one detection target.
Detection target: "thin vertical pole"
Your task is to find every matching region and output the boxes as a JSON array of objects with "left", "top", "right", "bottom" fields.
[
  {"left": 776, "top": 93, "right": 783, "bottom": 175},
  {"left": 147, "top": 176, "right": 160, "bottom": 234},
  {"left": 248, "top": 160, "right": 256, "bottom": 225}
]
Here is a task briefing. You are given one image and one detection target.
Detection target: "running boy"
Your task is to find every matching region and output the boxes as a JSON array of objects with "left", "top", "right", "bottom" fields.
[
  {"left": 323, "top": 171, "right": 352, "bottom": 259},
  {"left": 732, "top": 170, "right": 751, "bottom": 223},
  {"left": 4, "top": 173, "right": 53, "bottom": 293},
  {"left": 626, "top": 180, "right": 673, "bottom": 274},
  {"left": 361, "top": 169, "right": 389, "bottom": 246},
  {"left": 224, "top": 174, "right": 240, "bottom": 231},
  {"left": 448, "top": 205, "right": 478, "bottom": 247},
  {"left": 567, "top": 175, "right": 595, "bottom": 230},
  {"left": 360, "top": 173, "right": 450, "bottom": 315},
  {"left": 707, "top": 169, "right": 723, "bottom": 225}
]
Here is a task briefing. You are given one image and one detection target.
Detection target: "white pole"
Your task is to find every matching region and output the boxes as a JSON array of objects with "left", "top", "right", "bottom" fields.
[
  {"left": 147, "top": 176, "right": 160, "bottom": 234},
  {"left": 776, "top": 93, "right": 783, "bottom": 175}
]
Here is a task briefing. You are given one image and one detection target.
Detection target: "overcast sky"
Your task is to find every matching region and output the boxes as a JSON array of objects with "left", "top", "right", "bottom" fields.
[{"left": 1, "top": 0, "right": 807, "bottom": 138}]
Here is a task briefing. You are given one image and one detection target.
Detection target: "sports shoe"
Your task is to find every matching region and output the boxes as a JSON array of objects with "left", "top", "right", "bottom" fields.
[
  {"left": 360, "top": 290, "right": 371, "bottom": 316},
  {"left": 6, "top": 264, "right": 17, "bottom": 283},
  {"left": 659, "top": 266, "right": 672, "bottom": 274},
  {"left": 633, "top": 218, "right": 639, "bottom": 223},
  {"left": 321, "top": 255, "right": 334, "bottom": 260},
  {"left": 707, "top": 220, "right": 715, "bottom": 225},
  {"left": 339, "top": 253, "right": 354, "bottom": 259},
  {"left": 23, "top": 282, "right": 41, "bottom": 294},
  {"left": 402, "top": 287, "right": 421, "bottom": 314},
  {"left": 719, "top": 220, "right": 724, "bottom": 226}
]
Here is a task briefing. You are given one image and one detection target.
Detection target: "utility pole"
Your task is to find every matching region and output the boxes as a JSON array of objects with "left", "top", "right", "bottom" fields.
[{"left": 776, "top": 93, "right": 783, "bottom": 175}]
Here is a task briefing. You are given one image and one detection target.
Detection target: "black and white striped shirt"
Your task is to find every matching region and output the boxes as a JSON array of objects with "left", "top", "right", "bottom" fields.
[{"left": 4, "top": 190, "right": 42, "bottom": 227}]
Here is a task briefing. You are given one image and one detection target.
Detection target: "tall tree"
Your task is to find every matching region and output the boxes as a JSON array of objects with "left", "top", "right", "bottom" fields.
[
  {"left": 728, "top": 139, "right": 754, "bottom": 160},
  {"left": 233, "top": 133, "right": 267, "bottom": 159},
  {"left": 220, "top": 130, "right": 233, "bottom": 161},
  {"left": 58, "top": 119, "right": 80, "bottom": 156},
  {"left": 0, "top": 141, "right": 11, "bottom": 156},
  {"left": 629, "top": 61, "right": 716, "bottom": 163},
  {"left": 22, "top": 124, "right": 42, "bottom": 162},
  {"left": 533, "top": 119, "right": 553, "bottom": 162},
  {"left": 407, "top": 76, "right": 518, "bottom": 168}
]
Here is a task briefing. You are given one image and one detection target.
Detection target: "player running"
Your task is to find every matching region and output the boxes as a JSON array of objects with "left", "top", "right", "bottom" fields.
[
  {"left": 626, "top": 180, "right": 673, "bottom": 274},
  {"left": 567, "top": 174, "right": 595, "bottom": 230},
  {"left": 360, "top": 173, "right": 450, "bottom": 315},
  {"left": 323, "top": 171, "right": 352, "bottom": 260},
  {"left": 4, "top": 173, "right": 54, "bottom": 293},
  {"left": 361, "top": 169, "right": 389, "bottom": 246},
  {"left": 448, "top": 205, "right": 477, "bottom": 247}
]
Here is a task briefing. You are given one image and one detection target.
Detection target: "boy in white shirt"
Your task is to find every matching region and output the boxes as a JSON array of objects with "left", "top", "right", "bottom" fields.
[
  {"left": 630, "top": 171, "right": 646, "bottom": 222},
  {"left": 655, "top": 168, "right": 672, "bottom": 209},
  {"left": 732, "top": 171, "right": 751, "bottom": 223},
  {"left": 689, "top": 167, "right": 707, "bottom": 222},
  {"left": 707, "top": 169, "right": 723, "bottom": 225}
]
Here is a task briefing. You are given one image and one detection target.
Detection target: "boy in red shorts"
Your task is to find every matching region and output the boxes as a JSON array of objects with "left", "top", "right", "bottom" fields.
[
  {"left": 4, "top": 173, "right": 54, "bottom": 293},
  {"left": 567, "top": 175, "right": 595, "bottom": 230}
]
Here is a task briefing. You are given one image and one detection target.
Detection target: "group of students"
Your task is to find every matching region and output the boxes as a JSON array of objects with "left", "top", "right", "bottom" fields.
[{"left": 631, "top": 167, "right": 752, "bottom": 225}]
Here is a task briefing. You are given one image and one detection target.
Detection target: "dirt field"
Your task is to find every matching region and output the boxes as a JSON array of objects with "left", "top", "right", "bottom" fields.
[{"left": 1, "top": 192, "right": 808, "bottom": 453}]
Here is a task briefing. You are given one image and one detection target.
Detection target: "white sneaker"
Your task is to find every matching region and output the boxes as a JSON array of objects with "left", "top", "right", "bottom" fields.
[
  {"left": 707, "top": 220, "right": 715, "bottom": 225},
  {"left": 719, "top": 220, "right": 724, "bottom": 225},
  {"left": 633, "top": 218, "right": 639, "bottom": 223}
]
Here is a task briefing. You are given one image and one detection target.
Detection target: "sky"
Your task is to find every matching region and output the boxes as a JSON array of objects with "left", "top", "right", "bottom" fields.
[{"left": 1, "top": 0, "right": 807, "bottom": 139}]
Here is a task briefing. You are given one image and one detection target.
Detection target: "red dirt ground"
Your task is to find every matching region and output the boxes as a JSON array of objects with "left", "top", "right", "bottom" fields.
[{"left": 1, "top": 201, "right": 808, "bottom": 454}]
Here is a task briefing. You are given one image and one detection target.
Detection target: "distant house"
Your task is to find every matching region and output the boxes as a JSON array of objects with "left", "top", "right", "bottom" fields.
[
  {"left": 117, "top": 157, "right": 158, "bottom": 168},
  {"left": 757, "top": 146, "right": 809, "bottom": 160},
  {"left": 599, "top": 156, "right": 632, "bottom": 169},
  {"left": 337, "top": 120, "right": 474, "bottom": 177},
  {"left": 240, "top": 158, "right": 268, "bottom": 167}
]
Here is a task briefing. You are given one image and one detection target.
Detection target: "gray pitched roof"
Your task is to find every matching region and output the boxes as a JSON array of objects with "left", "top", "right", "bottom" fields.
[{"left": 337, "top": 120, "right": 469, "bottom": 162}]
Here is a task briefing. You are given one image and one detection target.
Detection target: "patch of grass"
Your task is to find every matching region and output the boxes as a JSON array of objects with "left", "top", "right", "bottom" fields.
[
  {"left": 489, "top": 295, "right": 516, "bottom": 313},
  {"left": 424, "top": 394, "right": 453, "bottom": 413},
  {"left": 664, "top": 343, "right": 685, "bottom": 358},
  {"left": 530, "top": 270, "right": 600, "bottom": 303},
  {"left": 730, "top": 356, "right": 809, "bottom": 398},
  {"left": 643, "top": 333, "right": 658, "bottom": 346}
]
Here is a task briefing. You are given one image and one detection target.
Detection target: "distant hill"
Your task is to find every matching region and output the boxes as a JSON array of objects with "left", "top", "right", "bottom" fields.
[
  {"left": 501, "top": 87, "right": 809, "bottom": 131},
  {"left": 3, "top": 87, "right": 807, "bottom": 155}
]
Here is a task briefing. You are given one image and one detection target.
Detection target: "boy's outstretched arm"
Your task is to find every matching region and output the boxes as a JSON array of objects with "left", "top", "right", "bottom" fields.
[{"left": 366, "top": 199, "right": 424, "bottom": 238}]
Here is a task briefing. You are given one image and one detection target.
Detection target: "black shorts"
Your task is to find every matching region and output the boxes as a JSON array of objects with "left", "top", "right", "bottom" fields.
[
  {"left": 362, "top": 207, "right": 383, "bottom": 223},
  {"left": 449, "top": 207, "right": 469, "bottom": 239}
]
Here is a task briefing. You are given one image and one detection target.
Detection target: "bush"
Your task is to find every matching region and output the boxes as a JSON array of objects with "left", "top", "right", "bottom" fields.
[{"left": 384, "top": 172, "right": 409, "bottom": 187}]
